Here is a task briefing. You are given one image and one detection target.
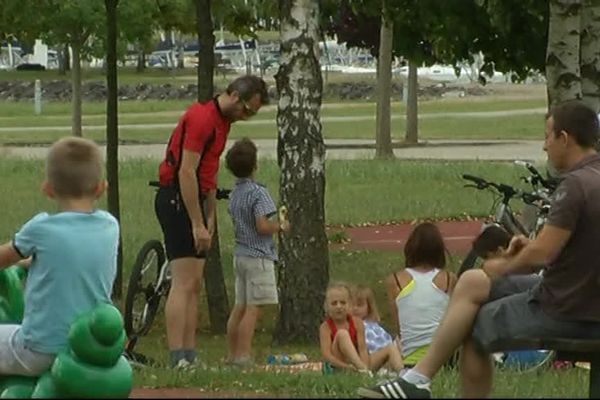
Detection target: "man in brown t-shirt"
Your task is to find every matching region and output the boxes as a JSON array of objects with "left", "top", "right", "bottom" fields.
[{"left": 358, "top": 101, "right": 600, "bottom": 399}]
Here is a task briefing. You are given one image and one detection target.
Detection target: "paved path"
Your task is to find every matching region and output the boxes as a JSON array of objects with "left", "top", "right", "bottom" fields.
[
  {"left": 331, "top": 219, "right": 484, "bottom": 256},
  {"left": 0, "top": 139, "right": 547, "bottom": 162}
]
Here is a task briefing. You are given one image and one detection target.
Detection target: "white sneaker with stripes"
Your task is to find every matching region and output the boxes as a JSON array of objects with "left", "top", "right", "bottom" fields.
[{"left": 357, "top": 377, "right": 431, "bottom": 399}]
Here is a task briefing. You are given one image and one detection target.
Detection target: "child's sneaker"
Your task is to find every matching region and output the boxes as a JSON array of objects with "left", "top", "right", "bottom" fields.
[
  {"left": 357, "top": 377, "right": 431, "bottom": 399},
  {"left": 231, "top": 356, "right": 254, "bottom": 369},
  {"left": 173, "top": 359, "right": 194, "bottom": 370}
]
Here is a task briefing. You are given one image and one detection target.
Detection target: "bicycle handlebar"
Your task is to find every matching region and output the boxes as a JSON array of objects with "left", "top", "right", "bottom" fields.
[
  {"left": 462, "top": 174, "right": 547, "bottom": 206},
  {"left": 513, "top": 160, "right": 558, "bottom": 191}
]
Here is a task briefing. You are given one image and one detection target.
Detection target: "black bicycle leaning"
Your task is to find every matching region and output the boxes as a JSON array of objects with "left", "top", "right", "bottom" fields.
[
  {"left": 457, "top": 161, "right": 556, "bottom": 277},
  {"left": 123, "top": 182, "right": 231, "bottom": 341}
]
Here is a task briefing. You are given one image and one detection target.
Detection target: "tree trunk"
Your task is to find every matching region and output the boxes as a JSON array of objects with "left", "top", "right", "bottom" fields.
[
  {"left": 105, "top": 0, "right": 122, "bottom": 301},
  {"left": 58, "top": 44, "right": 68, "bottom": 76},
  {"left": 546, "top": 0, "right": 583, "bottom": 108},
  {"left": 375, "top": 15, "right": 394, "bottom": 159},
  {"left": 195, "top": 0, "right": 228, "bottom": 333},
  {"left": 71, "top": 42, "right": 83, "bottom": 137},
  {"left": 580, "top": 0, "right": 600, "bottom": 113},
  {"left": 405, "top": 60, "right": 418, "bottom": 144},
  {"left": 136, "top": 48, "right": 146, "bottom": 73},
  {"left": 196, "top": 0, "right": 215, "bottom": 102},
  {"left": 204, "top": 220, "right": 229, "bottom": 334},
  {"left": 274, "top": 0, "right": 329, "bottom": 344}
]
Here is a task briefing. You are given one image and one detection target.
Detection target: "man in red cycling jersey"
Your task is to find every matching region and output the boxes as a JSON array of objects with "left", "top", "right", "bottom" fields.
[{"left": 155, "top": 75, "right": 269, "bottom": 368}]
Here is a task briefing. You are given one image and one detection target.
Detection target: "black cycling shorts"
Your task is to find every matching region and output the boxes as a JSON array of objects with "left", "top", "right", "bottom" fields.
[{"left": 154, "top": 186, "right": 208, "bottom": 261}]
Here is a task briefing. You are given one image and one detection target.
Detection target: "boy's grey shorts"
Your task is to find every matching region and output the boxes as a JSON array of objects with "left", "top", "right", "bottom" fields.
[
  {"left": 472, "top": 274, "right": 600, "bottom": 353},
  {"left": 0, "top": 325, "right": 55, "bottom": 376},
  {"left": 233, "top": 256, "right": 279, "bottom": 306}
]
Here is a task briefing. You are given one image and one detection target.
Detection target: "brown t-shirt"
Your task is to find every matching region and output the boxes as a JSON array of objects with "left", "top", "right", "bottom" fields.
[{"left": 537, "top": 153, "right": 600, "bottom": 321}]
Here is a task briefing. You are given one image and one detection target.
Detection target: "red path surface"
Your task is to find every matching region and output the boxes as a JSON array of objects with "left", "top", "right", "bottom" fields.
[{"left": 333, "top": 220, "right": 484, "bottom": 255}]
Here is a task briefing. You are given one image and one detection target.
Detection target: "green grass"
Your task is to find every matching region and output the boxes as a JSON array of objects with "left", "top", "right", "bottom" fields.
[
  {"left": 0, "top": 97, "right": 547, "bottom": 144},
  {"left": 1, "top": 157, "right": 580, "bottom": 398}
]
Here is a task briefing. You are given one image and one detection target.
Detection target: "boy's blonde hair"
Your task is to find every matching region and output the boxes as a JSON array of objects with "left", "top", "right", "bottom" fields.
[
  {"left": 353, "top": 284, "right": 381, "bottom": 322},
  {"left": 46, "top": 137, "right": 103, "bottom": 198}
]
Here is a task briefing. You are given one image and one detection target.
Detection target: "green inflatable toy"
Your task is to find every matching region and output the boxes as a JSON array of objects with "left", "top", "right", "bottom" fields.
[
  {"left": 0, "top": 266, "right": 26, "bottom": 323},
  {"left": 0, "top": 303, "right": 133, "bottom": 399}
]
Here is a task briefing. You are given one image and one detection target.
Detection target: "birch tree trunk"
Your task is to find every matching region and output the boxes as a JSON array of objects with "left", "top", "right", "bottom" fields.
[
  {"left": 375, "top": 15, "right": 394, "bottom": 159},
  {"left": 546, "top": 0, "right": 583, "bottom": 108},
  {"left": 274, "top": 0, "right": 329, "bottom": 344},
  {"left": 580, "top": 0, "right": 600, "bottom": 112}
]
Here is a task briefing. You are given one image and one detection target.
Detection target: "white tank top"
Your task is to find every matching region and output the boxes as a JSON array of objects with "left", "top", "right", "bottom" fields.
[{"left": 395, "top": 268, "right": 450, "bottom": 357}]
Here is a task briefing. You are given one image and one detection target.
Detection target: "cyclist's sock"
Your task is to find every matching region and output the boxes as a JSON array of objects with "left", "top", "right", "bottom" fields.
[
  {"left": 184, "top": 349, "right": 197, "bottom": 363},
  {"left": 170, "top": 349, "right": 186, "bottom": 367}
]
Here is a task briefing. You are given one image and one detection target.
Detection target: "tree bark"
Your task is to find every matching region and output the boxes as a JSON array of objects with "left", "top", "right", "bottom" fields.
[
  {"left": 580, "top": 0, "right": 600, "bottom": 112},
  {"left": 204, "top": 221, "right": 229, "bottom": 334},
  {"left": 105, "top": 0, "right": 122, "bottom": 301},
  {"left": 274, "top": 0, "right": 329, "bottom": 344},
  {"left": 195, "top": 0, "right": 229, "bottom": 333},
  {"left": 58, "top": 44, "right": 69, "bottom": 76},
  {"left": 375, "top": 15, "right": 394, "bottom": 159},
  {"left": 405, "top": 60, "right": 418, "bottom": 144},
  {"left": 196, "top": 0, "right": 215, "bottom": 102},
  {"left": 546, "top": 0, "right": 583, "bottom": 108},
  {"left": 71, "top": 41, "right": 83, "bottom": 137},
  {"left": 136, "top": 47, "right": 146, "bottom": 73}
]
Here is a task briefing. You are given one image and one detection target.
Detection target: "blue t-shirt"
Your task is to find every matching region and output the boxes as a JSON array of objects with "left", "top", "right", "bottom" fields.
[{"left": 12, "top": 210, "right": 119, "bottom": 354}]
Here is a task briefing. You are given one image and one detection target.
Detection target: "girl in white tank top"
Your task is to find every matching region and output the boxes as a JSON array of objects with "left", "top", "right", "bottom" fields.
[{"left": 385, "top": 222, "right": 457, "bottom": 366}]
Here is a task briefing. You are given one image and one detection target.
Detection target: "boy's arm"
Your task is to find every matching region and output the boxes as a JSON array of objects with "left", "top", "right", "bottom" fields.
[
  {"left": 256, "top": 214, "right": 282, "bottom": 235},
  {"left": 0, "top": 242, "right": 24, "bottom": 270}
]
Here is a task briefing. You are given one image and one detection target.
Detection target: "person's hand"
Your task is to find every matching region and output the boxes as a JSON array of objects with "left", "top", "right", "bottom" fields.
[
  {"left": 279, "top": 219, "right": 291, "bottom": 233},
  {"left": 505, "top": 235, "right": 529, "bottom": 256},
  {"left": 16, "top": 257, "right": 32, "bottom": 269},
  {"left": 192, "top": 221, "right": 211, "bottom": 252},
  {"left": 482, "top": 257, "right": 508, "bottom": 281}
]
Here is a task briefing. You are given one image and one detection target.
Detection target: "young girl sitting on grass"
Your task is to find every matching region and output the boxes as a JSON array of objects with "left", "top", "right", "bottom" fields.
[
  {"left": 385, "top": 222, "right": 457, "bottom": 367},
  {"left": 352, "top": 284, "right": 404, "bottom": 373},
  {"left": 319, "top": 281, "right": 370, "bottom": 374}
]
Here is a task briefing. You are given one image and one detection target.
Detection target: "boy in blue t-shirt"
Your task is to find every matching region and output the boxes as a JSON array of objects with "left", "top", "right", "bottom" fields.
[
  {"left": 224, "top": 138, "right": 290, "bottom": 367},
  {"left": 0, "top": 137, "right": 119, "bottom": 377}
]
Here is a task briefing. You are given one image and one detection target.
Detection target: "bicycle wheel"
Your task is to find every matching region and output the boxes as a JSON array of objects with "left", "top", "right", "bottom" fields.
[
  {"left": 124, "top": 240, "right": 166, "bottom": 337},
  {"left": 458, "top": 248, "right": 481, "bottom": 277}
]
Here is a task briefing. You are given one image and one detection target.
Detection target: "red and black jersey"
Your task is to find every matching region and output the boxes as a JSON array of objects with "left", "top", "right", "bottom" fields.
[{"left": 158, "top": 98, "right": 231, "bottom": 194}]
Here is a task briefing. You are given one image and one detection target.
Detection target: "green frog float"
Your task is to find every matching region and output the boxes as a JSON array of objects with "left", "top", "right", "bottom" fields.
[{"left": 0, "top": 266, "right": 132, "bottom": 398}]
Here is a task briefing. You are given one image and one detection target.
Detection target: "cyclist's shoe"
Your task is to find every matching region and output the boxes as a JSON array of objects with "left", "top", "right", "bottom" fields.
[{"left": 357, "top": 377, "right": 431, "bottom": 399}]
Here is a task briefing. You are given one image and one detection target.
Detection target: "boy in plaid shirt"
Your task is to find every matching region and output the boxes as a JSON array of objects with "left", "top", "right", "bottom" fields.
[{"left": 224, "top": 138, "right": 290, "bottom": 367}]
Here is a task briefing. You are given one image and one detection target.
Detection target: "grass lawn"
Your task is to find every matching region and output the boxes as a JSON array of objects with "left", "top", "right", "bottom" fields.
[
  {"left": 0, "top": 157, "right": 588, "bottom": 397},
  {"left": 0, "top": 97, "right": 547, "bottom": 144}
]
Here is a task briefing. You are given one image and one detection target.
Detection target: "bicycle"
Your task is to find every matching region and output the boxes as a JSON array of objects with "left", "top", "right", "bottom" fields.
[
  {"left": 457, "top": 162, "right": 555, "bottom": 277},
  {"left": 458, "top": 164, "right": 558, "bottom": 372},
  {"left": 123, "top": 182, "right": 231, "bottom": 341}
]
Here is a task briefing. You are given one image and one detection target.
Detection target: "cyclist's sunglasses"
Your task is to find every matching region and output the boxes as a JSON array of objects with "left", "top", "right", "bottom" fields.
[{"left": 240, "top": 99, "right": 257, "bottom": 117}]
